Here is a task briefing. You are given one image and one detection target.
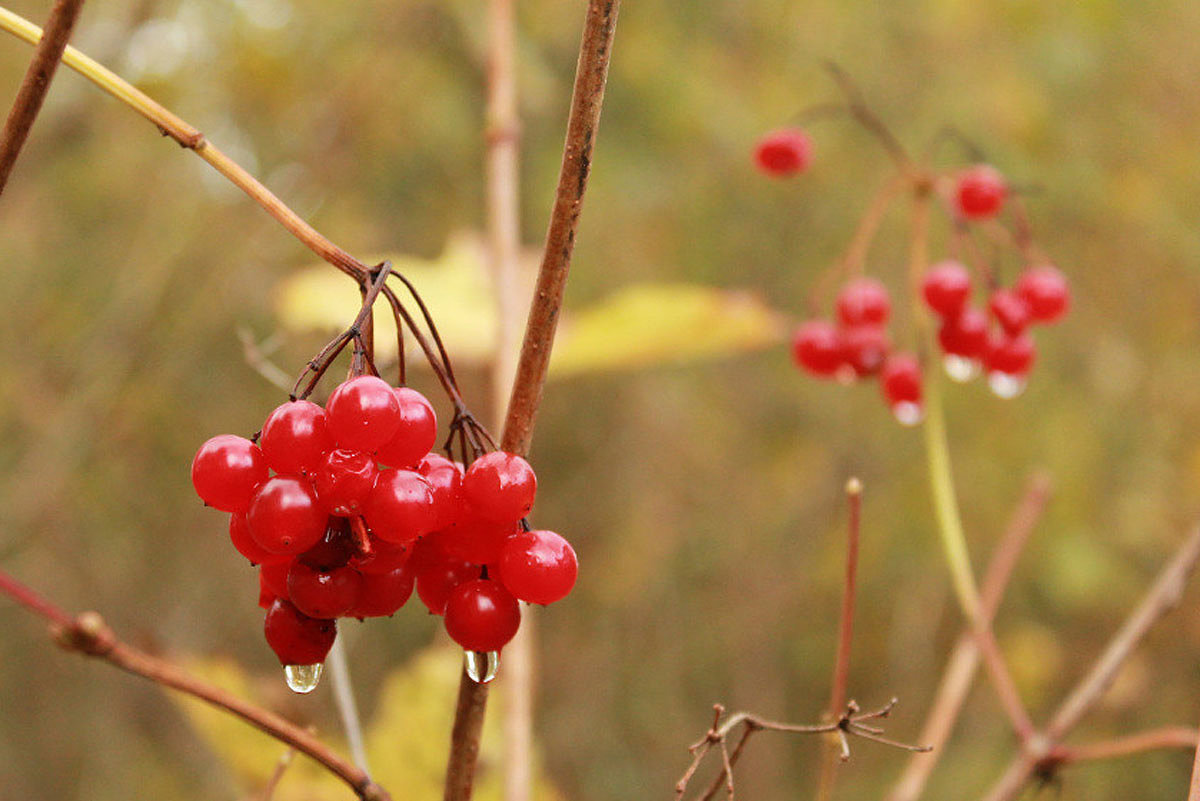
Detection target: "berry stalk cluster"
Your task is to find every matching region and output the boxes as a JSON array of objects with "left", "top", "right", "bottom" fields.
[{"left": 191, "top": 376, "right": 577, "bottom": 691}]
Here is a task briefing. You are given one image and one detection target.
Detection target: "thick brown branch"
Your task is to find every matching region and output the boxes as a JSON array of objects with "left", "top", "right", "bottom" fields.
[
  {"left": 0, "top": 569, "right": 389, "bottom": 801},
  {"left": 0, "top": 0, "right": 85, "bottom": 195}
]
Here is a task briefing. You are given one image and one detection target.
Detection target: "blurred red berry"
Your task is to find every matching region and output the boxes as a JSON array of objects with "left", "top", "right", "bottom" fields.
[{"left": 753, "top": 128, "right": 813, "bottom": 177}]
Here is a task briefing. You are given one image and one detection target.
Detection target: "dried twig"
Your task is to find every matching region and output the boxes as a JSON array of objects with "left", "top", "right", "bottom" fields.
[
  {"left": 0, "top": 0, "right": 85, "bottom": 194},
  {"left": 0, "top": 569, "right": 390, "bottom": 801}
]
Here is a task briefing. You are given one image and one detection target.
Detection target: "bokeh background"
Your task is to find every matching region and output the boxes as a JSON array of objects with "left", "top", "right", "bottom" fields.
[{"left": 3, "top": 0, "right": 1200, "bottom": 799}]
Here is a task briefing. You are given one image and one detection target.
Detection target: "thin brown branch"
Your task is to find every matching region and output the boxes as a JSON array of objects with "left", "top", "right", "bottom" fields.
[
  {"left": 1045, "top": 726, "right": 1197, "bottom": 769},
  {"left": 1189, "top": 724, "right": 1200, "bottom": 801},
  {"left": 442, "top": 3, "right": 621, "bottom": 800},
  {"left": 259, "top": 746, "right": 297, "bottom": 801},
  {"left": 0, "top": 0, "right": 85, "bottom": 195},
  {"left": 0, "top": 568, "right": 389, "bottom": 801},
  {"left": 885, "top": 472, "right": 1051, "bottom": 801},
  {"left": 977, "top": 524, "right": 1200, "bottom": 801}
]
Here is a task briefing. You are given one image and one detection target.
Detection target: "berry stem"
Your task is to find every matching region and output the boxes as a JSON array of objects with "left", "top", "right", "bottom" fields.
[{"left": 0, "top": 0, "right": 85, "bottom": 196}]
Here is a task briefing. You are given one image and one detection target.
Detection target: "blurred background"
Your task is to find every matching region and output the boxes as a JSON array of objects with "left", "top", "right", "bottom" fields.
[{"left": 2, "top": 0, "right": 1200, "bottom": 799}]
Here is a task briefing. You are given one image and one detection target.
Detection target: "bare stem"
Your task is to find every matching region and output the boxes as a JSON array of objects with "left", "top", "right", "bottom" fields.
[
  {"left": 442, "top": 2, "right": 621, "bottom": 800},
  {"left": 0, "top": 5, "right": 367, "bottom": 281},
  {"left": 0, "top": 568, "right": 389, "bottom": 801},
  {"left": 1048, "top": 727, "right": 1197, "bottom": 768},
  {"left": 0, "top": 0, "right": 85, "bottom": 195}
]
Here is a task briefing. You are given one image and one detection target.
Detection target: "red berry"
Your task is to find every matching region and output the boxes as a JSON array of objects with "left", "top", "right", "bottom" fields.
[
  {"left": 286, "top": 561, "right": 363, "bottom": 619},
  {"left": 439, "top": 518, "right": 520, "bottom": 566},
  {"left": 443, "top": 580, "right": 521, "bottom": 652},
  {"left": 297, "top": 518, "right": 355, "bottom": 571},
  {"left": 416, "top": 556, "right": 480, "bottom": 615},
  {"left": 988, "top": 289, "right": 1031, "bottom": 335},
  {"left": 955, "top": 164, "right": 1007, "bottom": 219},
  {"left": 921, "top": 260, "right": 972, "bottom": 318},
  {"left": 260, "top": 560, "right": 293, "bottom": 599},
  {"left": 313, "top": 449, "right": 378, "bottom": 516},
  {"left": 418, "top": 453, "right": 467, "bottom": 530},
  {"left": 349, "top": 566, "right": 415, "bottom": 618},
  {"left": 230, "top": 514, "right": 289, "bottom": 566},
  {"left": 791, "top": 320, "right": 845, "bottom": 378},
  {"left": 753, "top": 128, "right": 813, "bottom": 177},
  {"left": 879, "top": 354, "right": 923, "bottom": 426},
  {"left": 350, "top": 538, "right": 410, "bottom": 575},
  {"left": 463, "top": 452, "right": 537, "bottom": 523},
  {"left": 363, "top": 469, "right": 437, "bottom": 545},
  {"left": 258, "top": 578, "right": 278, "bottom": 610},
  {"left": 263, "top": 598, "right": 337, "bottom": 665},
  {"left": 247, "top": 476, "right": 328, "bottom": 555},
  {"left": 984, "top": 332, "right": 1036, "bottom": 376},
  {"left": 376, "top": 388, "right": 438, "bottom": 468},
  {"left": 836, "top": 278, "right": 891, "bottom": 327},
  {"left": 260, "top": 400, "right": 333, "bottom": 475},
  {"left": 1016, "top": 266, "right": 1069, "bottom": 323},
  {"left": 498, "top": 529, "right": 578, "bottom": 605},
  {"left": 937, "top": 306, "right": 989, "bottom": 358},
  {"left": 841, "top": 325, "right": 891, "bottom": 377},
  {"left": 325, "top": 376, "right": 401, "bottom": 453},
  {"left": 191, "top": 435, "right": 267, "bottom": 513}
]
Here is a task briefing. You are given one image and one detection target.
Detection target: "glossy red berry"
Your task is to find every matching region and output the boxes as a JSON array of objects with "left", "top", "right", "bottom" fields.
[
  {"left": 363, "top": 469, "right": 437, "bottom": 545},
  {"left": 921, "top": 260, "right": 972, "bottom": 318},
  {"left": 841, "top": 325, "right": 891, "bottom": 377},
  {"left": 498, "top": 530, "right": 577, "bottom": 605},
  {"left": 376, "top": 388, "right": 438, "bottom": 468},
  {"left": 349, "top": 566, "right": 415, "bottom": 618},
  {"left": 836, "top": 278, "right": 891, "bottom": 327},
  {"left": 259, "top": 400, "right": 332, "bottom": 475},
  {"left": 937, "top": 306, "right": 989, "bottom": 358},
  {"left": 439, "top": 518, "right": 520, "bottom": 566},
  {"left": 263, "top": 598, "right": 337, "bottom": 665},
  {"left": 791, "top": 320, "right": 845, "bottom": 378},
  {"left": 260, "top": 560, "right": 293, "bottom": 599},
  {"left": 879, "top": 354, "right": 923, "bottom": 426},
  {"left": 418, "top": 453, "right": 467, "bottom": 530},
  {"left": 325, "top": 376, "right": 402, "bottom": 453},
  {"left": 247, "top": 476, "right": 328, "bottom": 555},
  {"left": 313, "top": 449, "right": 378, "bottom": 516},
  {"left": 350, "top": 538, "right": 410, "bottom": 575},
  {"left": 286, "top": 561, "right": 363, "bottom": 619},
  {"left": 955, "top": 164, "right": 1007, "bottom": 219},
  {"left": 463, "top": 452, "right": 537, "bottom": 523},
  {"left": 753, "top": 128, "right": 813, "bottom": 177},
  {"left": 443, "top": 580, "right": 521, "bottom": 652},
  {"left": 191, "top": 435, "right": 267, "bottom": 513},
  {"left": 230, "top": 514, "right": 289, "bottom": 566},
  {"left": 1016, "top": 266, "right": 1070, "bottom": 323},
  {"left": 988, "top": 289, "right": 1031, "bottom": 336},
  {"left": 416, "top": 557, "right": 480, "bottom": 615}
]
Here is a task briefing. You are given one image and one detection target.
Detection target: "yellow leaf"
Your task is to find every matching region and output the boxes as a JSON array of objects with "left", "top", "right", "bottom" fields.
[{"left": 550, "top": 283, "right": 789, "bottom": 376}]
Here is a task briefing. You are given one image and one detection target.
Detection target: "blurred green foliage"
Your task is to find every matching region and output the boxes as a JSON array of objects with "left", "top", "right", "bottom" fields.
[{"left": 2, "top": 1, "right": 1200, "bottom": 800}]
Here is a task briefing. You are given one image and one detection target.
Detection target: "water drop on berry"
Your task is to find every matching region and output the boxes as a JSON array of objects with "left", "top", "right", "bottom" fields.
[
  {"left": 891, "top": 401, "right": 924, "bottom": 427},
  {"left": 942, "top": 355, "right": 981, "bottom": 383},
  {"left": 987, "top": 372, "right": 1027, "bottom": 399},
  {"left": 464, "top": 650, "right": 500, "bottom": 684},
  {"left": 283, "top": 662, "right": 324, "bottom": 694}
]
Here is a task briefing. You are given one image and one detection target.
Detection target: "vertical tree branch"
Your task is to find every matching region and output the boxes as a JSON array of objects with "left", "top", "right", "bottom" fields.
[
  {"left": 442, "top": 2, "right": 620, "bottom": 800},
  {"left": 0, "top": 0, "right": 84, "bottom": 195}
]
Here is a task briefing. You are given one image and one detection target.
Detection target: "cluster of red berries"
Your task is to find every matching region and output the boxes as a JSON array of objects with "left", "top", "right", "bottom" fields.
[
  {"left": 922, "top": 261, "right": 1069, "bottom": 395},
  {"left": 190, "top": 375, "right": 578, "bottom": 676},
  {"left": 790, "top": 278, "right": 924, "bottom": 424}
]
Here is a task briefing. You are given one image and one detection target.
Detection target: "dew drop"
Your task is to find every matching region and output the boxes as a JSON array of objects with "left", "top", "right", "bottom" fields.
[
  {"left": 891, "top": 401, "right": 924, "bottom": 426},
  {"left": 284, "top": 663, "right": 324, "bottom": 694},
  {"left": 942, "top": 355, "right": 980, "bottom": 383},
  {"left": 464, "top": 650, "right": 500, "bottom": 684},
  {"left": 987, "top": 371, "right": 1027, "bottom": 399}
]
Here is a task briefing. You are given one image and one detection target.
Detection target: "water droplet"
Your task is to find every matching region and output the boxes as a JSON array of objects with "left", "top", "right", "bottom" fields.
[
  {"left": 988, "top": 371, "right": 1027, "bottom": 399},
  {"left": 284, "top": 663, "right": 324, "bottom": 694},
  {"left": 891, "top": 401, "right": 924, "bottom": 426},
  {"left": 464, "top": 650, "right": 500, "bottom": 684},
  {"left": 942, "top": 355, "right": 980, "bottom": 383}
]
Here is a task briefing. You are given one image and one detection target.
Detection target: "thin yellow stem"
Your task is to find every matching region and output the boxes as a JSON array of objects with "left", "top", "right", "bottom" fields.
[{"left": 0, "top": 5, "right": 366, "bottom": 281}]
